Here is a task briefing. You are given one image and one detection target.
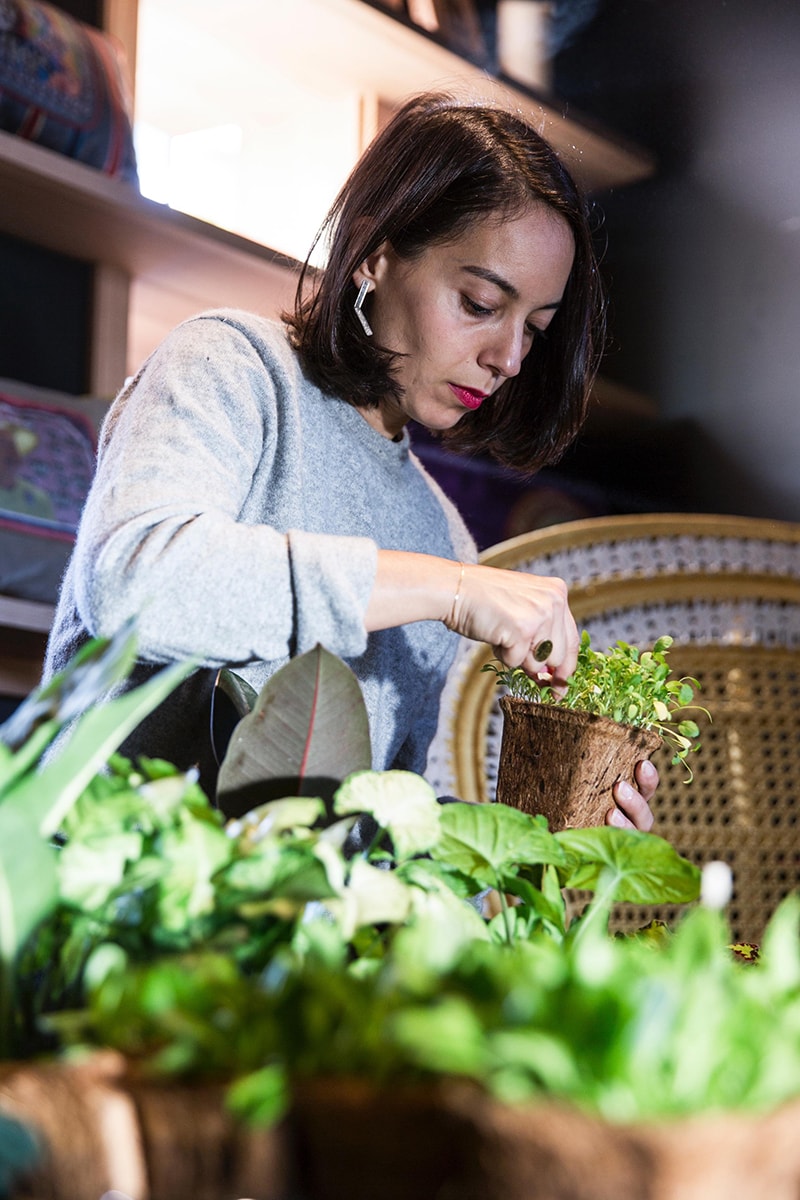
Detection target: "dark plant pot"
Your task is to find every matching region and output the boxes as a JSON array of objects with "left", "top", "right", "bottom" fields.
[
  {"left": 496, "top": 697, "right": 662, "bottom": 831},
  {"left": 0, "top": 1052, "right": 286, "bottom": 1200},
  {"left": 5, "top": 1058, "right": 800, "bottom": 1200},
  {"left": 286, "top": 1076, "right": 800, "bottom": 1200}
]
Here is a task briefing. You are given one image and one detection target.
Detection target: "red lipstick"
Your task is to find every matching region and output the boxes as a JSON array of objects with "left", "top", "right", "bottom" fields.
[{"left": 450, "top": 384, "right": 487, "bottom": 411}]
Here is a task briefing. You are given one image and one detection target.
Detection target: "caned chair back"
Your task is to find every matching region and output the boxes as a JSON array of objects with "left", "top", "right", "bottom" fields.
[{"left": 426, "top": 513, "right": 800, "bottom": 942}]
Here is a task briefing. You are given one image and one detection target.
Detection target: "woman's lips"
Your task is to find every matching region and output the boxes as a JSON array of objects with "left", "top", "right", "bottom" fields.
[{"left": 449, "top": 384, "right": 487, "bottom": 411}]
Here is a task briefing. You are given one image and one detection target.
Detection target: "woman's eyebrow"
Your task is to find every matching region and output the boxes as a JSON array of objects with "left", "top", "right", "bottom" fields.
[
  {"left": 461, "top": 264, "right": 563, "bottom": 311},
  {"left": 463, "top": 264, "right": 518, "bottom": 298}
]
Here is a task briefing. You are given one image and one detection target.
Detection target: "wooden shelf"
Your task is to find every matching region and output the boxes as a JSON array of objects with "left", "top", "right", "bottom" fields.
[
  {"left": 0, "top": 0, "right": 656, "bottom": 698},
  {"left": 0, "top": 596, "right": 54, "bottom": 698},
  {"left": 0, "top": 130, "right": 301, "bottom": 321},
  {"left": 1, "top": 0, "right": 654, "bottom": 380},
  {"left": 135, "top": 0, "right": 655, "bottom": 196}
]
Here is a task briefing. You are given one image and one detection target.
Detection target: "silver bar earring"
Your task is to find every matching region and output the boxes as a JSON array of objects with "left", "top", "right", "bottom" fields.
[{"left": 354, "top": 280, "right": 373, "bottom": 337}]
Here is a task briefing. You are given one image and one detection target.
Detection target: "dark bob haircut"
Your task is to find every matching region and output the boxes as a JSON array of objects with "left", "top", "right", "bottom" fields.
[{"left": 284, "top": 91, "right": 606, "bottom": 475}]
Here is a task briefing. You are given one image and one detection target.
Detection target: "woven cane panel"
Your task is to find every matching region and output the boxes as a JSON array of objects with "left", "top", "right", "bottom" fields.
[
  {"left": 500, "top": 534, "right": 800, "bottom": 592},
  {"left": 428, "top": 630, "right": 800, "bottom": 944},
  {"left": 425, "top": 597, "right": 800, "bottom": 803},
  {"left": 609, "top": 645, "right": 800, "bottom": 943},
  {"left": 425, "top": 517, "right": 800, "bottom": 942}
]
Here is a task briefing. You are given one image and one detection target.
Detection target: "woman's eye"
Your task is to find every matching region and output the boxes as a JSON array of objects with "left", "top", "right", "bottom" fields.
[{"left": 462, "top": 296, "right": 493, "bottom": 317}]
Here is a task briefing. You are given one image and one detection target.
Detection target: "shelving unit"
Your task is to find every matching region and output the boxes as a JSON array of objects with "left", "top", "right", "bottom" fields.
[
  {"left": 0, "top": 595, "right": 54, "bottom": 697},
  {"left": 0, "top": 0, "right": 656, "bottom": 695}
]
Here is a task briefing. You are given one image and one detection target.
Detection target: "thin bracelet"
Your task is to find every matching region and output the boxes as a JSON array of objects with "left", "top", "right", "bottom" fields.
[{"left": 444, "top": 561, "right": 465, "bottom": 630}]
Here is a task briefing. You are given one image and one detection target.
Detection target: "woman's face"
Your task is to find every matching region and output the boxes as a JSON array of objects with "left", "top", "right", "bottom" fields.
[{"left": 354, "top": 203, "right": 575, "bottom": 440}]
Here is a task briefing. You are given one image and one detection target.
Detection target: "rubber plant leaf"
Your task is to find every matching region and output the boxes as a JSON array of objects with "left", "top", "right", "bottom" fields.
[{"left": 216, "top": 644, "right": 372, "bottom": 813}]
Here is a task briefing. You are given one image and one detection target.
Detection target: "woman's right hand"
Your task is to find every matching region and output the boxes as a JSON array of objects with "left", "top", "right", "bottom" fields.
[
  {"left": 366, "top": 551, "right": 579, "bottom": 688},
  {"left": 447, "top": 561, "right": 579, "bottom": 687}
]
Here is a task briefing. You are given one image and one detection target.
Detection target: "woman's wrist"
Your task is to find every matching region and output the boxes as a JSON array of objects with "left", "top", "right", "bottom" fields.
[
  {"left": 443, "top": 560, "right": 466, "bottom": 631},
  {"left": 365, "top": 549, "right": 467, "bottom": 632}
]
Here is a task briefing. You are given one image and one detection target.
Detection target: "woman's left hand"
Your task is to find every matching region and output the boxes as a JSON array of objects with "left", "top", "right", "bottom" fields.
[{"left": 606, "top": 760, "right": 658, "bottom": 832}]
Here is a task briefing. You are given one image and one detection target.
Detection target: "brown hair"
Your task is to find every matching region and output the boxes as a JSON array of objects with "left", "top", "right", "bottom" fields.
[{"left": 284, "top": 91, "right": 606, "bottom": 474}]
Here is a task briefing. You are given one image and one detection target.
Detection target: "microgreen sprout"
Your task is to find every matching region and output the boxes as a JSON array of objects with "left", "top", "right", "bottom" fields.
[{"left": 483, "top": 631, "right": 710, "bottom": 780}]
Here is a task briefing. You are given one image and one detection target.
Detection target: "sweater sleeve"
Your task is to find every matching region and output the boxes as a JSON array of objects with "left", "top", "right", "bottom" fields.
[{"left": 71, "top": 316, "right": 377, "bottom": 666}]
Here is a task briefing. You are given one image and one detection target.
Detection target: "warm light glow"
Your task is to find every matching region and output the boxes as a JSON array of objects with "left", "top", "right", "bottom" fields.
[{"left": 133, "top": 0, "right": 366, "bottom": 264}]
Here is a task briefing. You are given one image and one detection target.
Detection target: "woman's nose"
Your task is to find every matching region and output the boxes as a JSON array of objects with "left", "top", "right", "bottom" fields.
[{"left": 478, "top": 325, "right": 526, "bottom": 379}]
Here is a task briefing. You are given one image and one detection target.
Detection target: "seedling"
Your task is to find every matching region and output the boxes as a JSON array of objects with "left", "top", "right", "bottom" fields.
[{"left": 484, "top": 631, "right": 710, "bottom": 779}]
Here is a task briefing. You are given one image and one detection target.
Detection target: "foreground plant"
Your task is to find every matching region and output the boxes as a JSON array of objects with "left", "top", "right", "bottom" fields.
[
  {"left": 22, "top": 634, "right": 800, "bottom": 1172},
  {"left": 484, "top": 631, "right": 709, "bottom": 778}
]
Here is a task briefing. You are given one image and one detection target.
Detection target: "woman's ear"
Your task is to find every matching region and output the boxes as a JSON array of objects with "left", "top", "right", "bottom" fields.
[{"left": 352, "top": 239, "right": 392, "bottom": 292}]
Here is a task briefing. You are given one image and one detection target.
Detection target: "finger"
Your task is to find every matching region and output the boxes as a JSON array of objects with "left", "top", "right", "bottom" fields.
[
  {"left": 610, "top": 778, "right": 655, "bottom": 833},
  {"left": 634, "top": 759, "right": 659, "bottom": 802},
  {"left": 607, "top": 805, "right": 636, "bottom": 831}
]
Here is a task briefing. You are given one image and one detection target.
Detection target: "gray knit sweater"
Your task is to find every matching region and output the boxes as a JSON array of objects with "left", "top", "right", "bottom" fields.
[{"left": 44, "top": 310, "right": 476, "bottom": 794}]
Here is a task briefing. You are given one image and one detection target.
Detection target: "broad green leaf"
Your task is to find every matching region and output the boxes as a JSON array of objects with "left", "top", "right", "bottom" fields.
[
  {"left": 58, "top": 831, "right": 145, "bottom": 910},
  {"left": 0, "top": 719, "right": 61, "bottom": 799},
  {"left": 389, "top": 997, "right": 488, "bottom": 1076},
  {"left": 217, "top": 646, "right": 371, "bottom": 806},
  {"left": 498, "top": 871, "right": 566, "bottom": 934},
  {"left": 755, "top": 894, "right": 800, "bottom": 993},
  {"left": 324, "top": 857, "right": 412, "bottom": 940},
  {"left": 230, "top": 842, "right": 337, "bottom": 906},
  {"left": 556, "top": 827, "right": 701, "bottom": 905},
  {"left": 0, "top": 804, "right": 58, "bottom": 966},
  {"left": 334, "top": 770, "right": 441, "bottom": 858},
  {"left": 5, "top": 659, "right": 193, "bottom": 838},
  {"left": 228, "top": 797, "right": 326, "bottom": 844},
  {"left": 434, "top": 803, "right": 565, "bottom": 884},
  {"left": 0, "top": 625, "right": 139, "bottom": 754},
  {"left": 156, "top": 820, "right": 233, "bottom": 929}
]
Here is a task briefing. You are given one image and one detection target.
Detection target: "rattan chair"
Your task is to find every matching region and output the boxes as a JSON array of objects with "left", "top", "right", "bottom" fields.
[{"left": 426, "top": 513, "right": 800, "bottom": 942}]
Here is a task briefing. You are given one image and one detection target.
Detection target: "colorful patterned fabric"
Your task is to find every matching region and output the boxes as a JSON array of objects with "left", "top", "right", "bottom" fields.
[
  {"left": 0, "top": 379, "right": 109, "bottom": 603},
  {"left": 0, "top": 0, "right": 137, "bottom": 183}
]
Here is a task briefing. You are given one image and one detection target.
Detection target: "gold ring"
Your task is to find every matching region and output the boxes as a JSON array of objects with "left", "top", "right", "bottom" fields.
[{"left": 533, "top": 640, "right": 553, "bottom": 663}]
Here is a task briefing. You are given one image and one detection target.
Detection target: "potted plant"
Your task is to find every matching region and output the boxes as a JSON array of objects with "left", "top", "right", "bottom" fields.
[
  {"left": 483, "top": 631, "right": 708, "bottom": 830},
  {"left": 5, "top": 636, "right": 800, "bottom": 1200}
]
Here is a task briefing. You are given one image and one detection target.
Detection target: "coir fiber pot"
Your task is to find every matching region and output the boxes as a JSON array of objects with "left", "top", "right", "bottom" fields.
[
  {"left": 285, "top": 1077, "right": 800, "bottom": 1200},
  {"left": 496, "top": 696, "right": 662, "bottom": 831}
]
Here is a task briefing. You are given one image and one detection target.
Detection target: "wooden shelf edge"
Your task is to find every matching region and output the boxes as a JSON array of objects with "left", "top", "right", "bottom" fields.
[
  {"left": 0, "top": 131, "right": 301, "bottom": 297},
  {"left": 311, "top": 0, "right": 656, "bottom": 190},
  {"left": 0, "top": 594, "right": 55, "bottom": 635}
]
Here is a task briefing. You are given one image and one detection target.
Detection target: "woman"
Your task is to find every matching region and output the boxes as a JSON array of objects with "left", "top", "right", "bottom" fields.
[{"left": 43, "top": 91, "right": 656, "bottom": 829}]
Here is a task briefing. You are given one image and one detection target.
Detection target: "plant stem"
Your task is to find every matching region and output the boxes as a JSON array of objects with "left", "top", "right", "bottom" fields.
[{"left": 495, "top": 875, "right": 515, "bottom": 946}]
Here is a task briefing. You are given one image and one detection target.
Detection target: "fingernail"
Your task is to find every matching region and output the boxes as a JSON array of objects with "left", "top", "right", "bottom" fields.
[
  {"left": 616, "top": 780, "right": 635, "bottom": 802},
  {"left": 610, "top": 808, "right": 627, "bottom": 827}
]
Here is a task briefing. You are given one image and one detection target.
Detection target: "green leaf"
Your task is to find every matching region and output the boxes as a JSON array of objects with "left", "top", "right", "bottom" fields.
[
  {"left": 217, "top": 645, "right": 372, "bottom": 806},
  {"left": 226, "top": 1064, "right": 288, "bottom": 1128},
  {"left": 156, "top": 819, "right": 233, "bottom": 930},
  {"left": 389, "top": 997, "right": 488, "bottom": 1076},
  {"left": 556, "top": 827, "right": 701, "bottom": 906},
  {"left": 434, "top": 803, "right": 565, "bottom": 885},
  {"left": 228, "top": 797, "right": 326, "bottom": 842},
  {"left": 324, "top": 857, "right": 413, "bottom": 940},
  {"left": 0, "top": 625, "right": 139, "bottom": 757},
  {"left": 4, "top": 659, "right": 193, "bottom": 838},
  {"left": 215, "top": 668, "right": 258, "bottom": 719},
  {"left": 58, "top": 830, "right": 145, "bottom": 910},
  {"left": 0, "top": 804, "right": 58, "bottom": 966},
  {"left": 334, "top": 770, "right": 441, "bottom": 858}
]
